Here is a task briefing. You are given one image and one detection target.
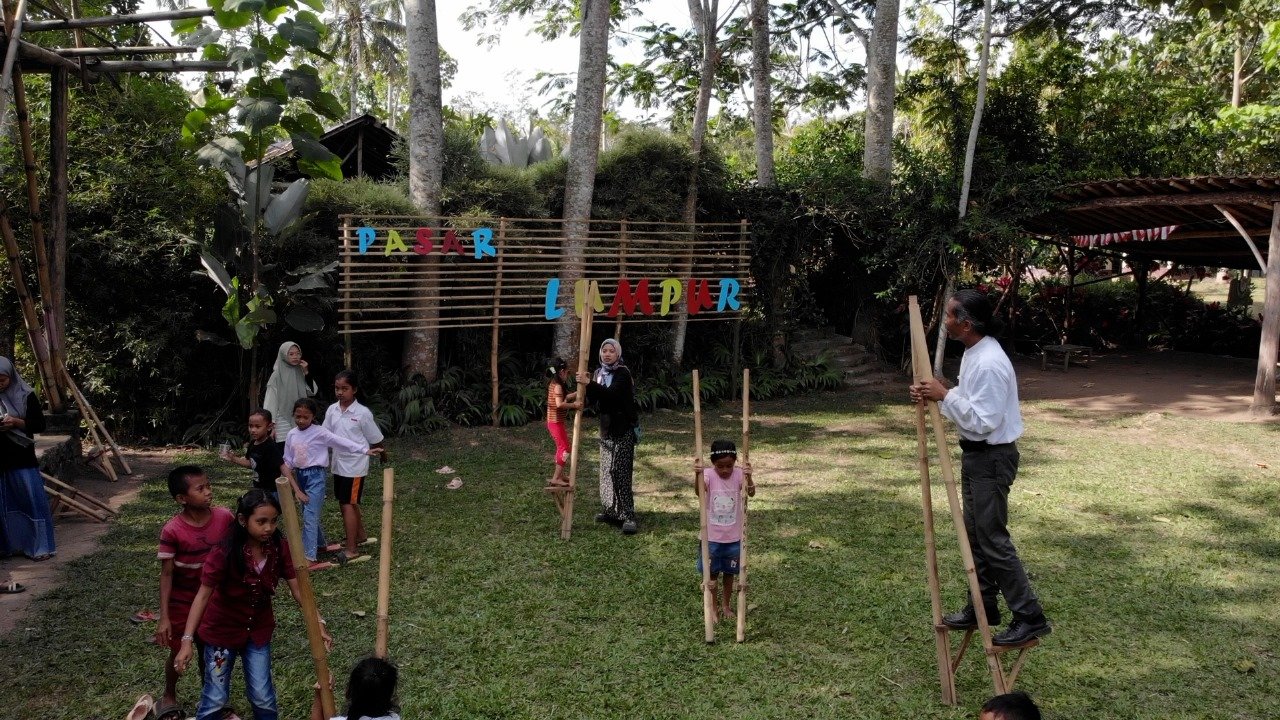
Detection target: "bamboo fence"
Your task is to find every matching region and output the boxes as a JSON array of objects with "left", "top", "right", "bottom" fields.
[{"left": 337, "top": 216, "right": 752, "bottom": 334}]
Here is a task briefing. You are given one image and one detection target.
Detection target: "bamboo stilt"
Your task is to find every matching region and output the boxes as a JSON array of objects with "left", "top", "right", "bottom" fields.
[
  {"left": 909, "top": 296, "right": 1023, "bottom": 699},
  {"left": 43, "top": 485, "right": 107, "bottom": 522},
  {"left": 735, "top": 367, "right": 749, "bottom": 643},
  {"left": 275, "top": 477, "right": 336, "bottom": 718},
  {"left": 909, "top": 297, "right": 956, "bottom": 705},
  {"left": 694, "top": 369, "right": 715, "bottom": 643},
  {"left": 40, "top": 470, "right": 115, "bottom": 516},
  {"left": 374, "top": 467, "right": 394, "bottom": 658},
  {"left": 559, "top": 304, "right": 592, "bottom": 540},
  {"left": 63, "top": 368, "right": 131, "bottom": 474}
]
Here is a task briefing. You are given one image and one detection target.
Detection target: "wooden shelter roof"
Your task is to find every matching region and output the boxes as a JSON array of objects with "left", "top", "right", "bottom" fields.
[
  {"left": 1024, "top": 176, "right": 1280, "bottom": 269},
  {"left": 261, "top": 114, "right": 402, "bottom": 181}
]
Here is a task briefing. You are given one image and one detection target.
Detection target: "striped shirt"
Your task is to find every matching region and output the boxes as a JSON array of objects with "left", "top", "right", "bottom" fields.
[{"left": 547, "top": 383, "right": 566, "bottom": 424}]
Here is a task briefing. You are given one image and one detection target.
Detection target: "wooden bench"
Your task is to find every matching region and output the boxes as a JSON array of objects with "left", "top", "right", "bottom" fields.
[{"left": 1040, "top": 344, "right": 1091, "bottom": 372}]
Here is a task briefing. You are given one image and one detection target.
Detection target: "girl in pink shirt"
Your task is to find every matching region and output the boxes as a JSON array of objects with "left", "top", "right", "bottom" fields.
[{"left": 693, "top": 439, "right": 754, "bottom": 623}]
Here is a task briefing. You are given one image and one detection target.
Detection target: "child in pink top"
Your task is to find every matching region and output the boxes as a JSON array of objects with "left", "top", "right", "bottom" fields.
[{"left": 693, "top": 438, "right": 754, "bottom": 623}]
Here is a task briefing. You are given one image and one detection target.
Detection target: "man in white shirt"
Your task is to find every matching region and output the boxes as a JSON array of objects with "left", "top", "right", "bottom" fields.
[{"left": 910, "top": 289, "right": 1050, "bottom": 646}]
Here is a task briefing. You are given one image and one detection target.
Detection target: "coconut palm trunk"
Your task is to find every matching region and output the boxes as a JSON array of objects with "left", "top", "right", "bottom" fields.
[{"left": 862, "top": 0, "right": 899, "bottom": 184}]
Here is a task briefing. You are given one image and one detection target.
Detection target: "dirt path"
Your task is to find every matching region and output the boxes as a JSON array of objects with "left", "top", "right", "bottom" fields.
[
  {"left": 1014, "top": 349, "right": 1266, "bottom": 422},
  {"left": 0, "top": 448, "right": 177, "bottom": 636}
]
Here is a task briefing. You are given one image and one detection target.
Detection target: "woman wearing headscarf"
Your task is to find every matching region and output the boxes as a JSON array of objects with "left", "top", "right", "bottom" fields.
[
  {"left": 578, "top": 338, "right": 639, "bottom": 535},
  {"left": 0, "top": 357, "right": 53, "bottom": 560},
  {"left": 262, "top": 341, "right": 318, "bottom": 446}
]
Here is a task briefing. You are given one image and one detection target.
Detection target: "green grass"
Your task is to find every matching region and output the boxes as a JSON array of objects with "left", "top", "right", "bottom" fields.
[{"left": 3, "top": 389, "right": 1280, "bottom": 718}]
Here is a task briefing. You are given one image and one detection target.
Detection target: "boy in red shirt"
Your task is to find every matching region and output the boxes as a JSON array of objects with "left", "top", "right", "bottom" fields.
[{"left": 154, "top": 465, "right": 234, "bottom": 720}]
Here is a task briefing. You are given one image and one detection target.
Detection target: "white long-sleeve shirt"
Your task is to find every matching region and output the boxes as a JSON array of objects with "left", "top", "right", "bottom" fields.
[{"left": 938, "top": 335, "right": 1023, "bottom": 444}]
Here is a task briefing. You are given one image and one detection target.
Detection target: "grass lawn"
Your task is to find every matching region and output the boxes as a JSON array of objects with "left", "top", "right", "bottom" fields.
[{"left": 2, "top": 387, "right": 1279, "bottom": 719}]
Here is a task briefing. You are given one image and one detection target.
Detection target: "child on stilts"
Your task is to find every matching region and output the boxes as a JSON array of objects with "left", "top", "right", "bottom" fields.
[
  {"left": 544, "top": 358, "right": 580, "bottom": 488},
  {"left": 695, "top": 439, "right": 754, "bottom": 622}
]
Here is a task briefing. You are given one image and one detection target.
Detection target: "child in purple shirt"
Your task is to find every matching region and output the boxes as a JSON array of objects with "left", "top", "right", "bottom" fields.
[{"left": 283, "top": 398, "right": 374, "bottom": 570}]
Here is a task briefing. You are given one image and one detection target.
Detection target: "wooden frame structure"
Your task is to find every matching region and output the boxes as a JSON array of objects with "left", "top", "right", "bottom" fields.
[
  {"left": 1024, "top": 176, "right": 1280, "bottom": 417},
  {"left": 908, "top": 296, "right": 1040, "bottom": 703},
  {"left": 0, "top": 2, "right": 235, "bottom": 465}
]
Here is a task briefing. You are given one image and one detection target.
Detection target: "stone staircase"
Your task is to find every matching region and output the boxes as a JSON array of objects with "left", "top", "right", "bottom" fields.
[{"left": 790, "top": 327, "right": 903, "bottom": 390}]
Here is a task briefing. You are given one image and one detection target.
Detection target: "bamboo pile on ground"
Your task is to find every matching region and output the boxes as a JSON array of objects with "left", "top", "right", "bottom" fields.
[
  {"left": 693, "top": 369, "right": 715, "bottom": 643},
  {"left": 275, "top": 477, "right": 336, "bottom": 718},
  {"left": 42, "top": 470, "right": 114, "bottom": 522},
  {"left": 908, "top": 296, "right": 1038, "bottom": 702}
]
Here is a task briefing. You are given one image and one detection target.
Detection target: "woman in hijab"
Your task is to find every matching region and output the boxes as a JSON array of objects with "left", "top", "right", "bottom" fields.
[
  {"left": 0, "top": 357, "right": 53, "bottom": 560},
  {"left": 578, "top": 338, "right": 640, "bottom": 535},
  {"left": 262, "top": 341, "right": 318, "bottom": 447}
]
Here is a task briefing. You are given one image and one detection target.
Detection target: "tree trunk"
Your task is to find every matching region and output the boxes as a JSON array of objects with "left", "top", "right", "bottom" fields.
[
  {"left": 861, "top": 0, "right": 899, "bottom": 184},
  {"left": 552, "top": 0, "right": 611, "bottom": 361},
  {"left": 671, "top": 0, "right": 719, "bottom": 366},
  {"left": 749, "top": 0, "right": 774, "bottom": 187},
  {"left": 956, "top": 0, "right": 992, "bottom": 219},
  {"left": 402, "top": 0, "right": 445, "bottom": 379}
]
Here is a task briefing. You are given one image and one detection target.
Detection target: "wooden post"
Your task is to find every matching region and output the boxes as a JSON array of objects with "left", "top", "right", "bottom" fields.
[
  {"left": 342, "top": 217, "right": 353, "bottom": 369},
  {"left": 49, "top": 66, "right": 68, "bottom": 383},
  {"left": 909, "top": 296, "right": 957, "bottom": 705},
  {"left": 374, "top": 467, "right": 394, "bottom": 658},
  {"left": 490, "top": 219, "right": 506, "bottom": 427},
  {"left": 274, "top": 477, "right": 336, "bottom": 718},
  {"left": 9, "top": 48, "right": 66, "bottom": 408},
  {"left": 614, "top": 221, "right": 627, "bottom": 341},
  {"left": 0, "top": 0, "right": 28, "bottom": 141},
  {"left": 694, "top": 369, "right": 715, "bottom": 643},
  {"left": 1252, "top": 202, "right": 1280, "bottom": 417},
  {"left": 735, "top": 368, "right": 750, "bottom": 643},
  {"left": 732, "top": 219, "right": 747, "bottom": 397},
  {"left": 0, "top": 198, "right": 59, "bottom": 405},
  {"left": 908, "top": 296, "right": 1008, "bottom": 696},
  {"left": 559, "top": 303, "right": 592, "bottom": 540}
]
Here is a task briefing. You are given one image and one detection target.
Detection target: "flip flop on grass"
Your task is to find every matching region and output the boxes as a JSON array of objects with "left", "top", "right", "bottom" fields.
[
  {"left": 153, "top": 699, "right": 183, "bottom": 720},
  {"left": 0, "top": 581, "right": 25, "bottom": 594},
  {"left": 307, "top": 561, "right": 335, "bottom": 572},
  {"left": 125, "top": 694, "right": 154, "bottom": 720},
  {"left": 130, "top": 609, "right": 158, "bottom": 623}
]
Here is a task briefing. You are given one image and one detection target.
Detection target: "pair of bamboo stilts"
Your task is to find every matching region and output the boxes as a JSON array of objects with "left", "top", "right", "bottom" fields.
[
  {"left": 547, "top": 304, "right": 593, "bottom": 539},
  {"left": 275, "top": 465, "right": 397, "bottom": 719},
  {"left": 42, "top": 470, "right": 115, "bottom": 522},
  {"left": 907, "top": 296, "right": 1038, "bottom": 704},
  {"left": 693, "top": 368, "right": 751, "bottom": 644}
]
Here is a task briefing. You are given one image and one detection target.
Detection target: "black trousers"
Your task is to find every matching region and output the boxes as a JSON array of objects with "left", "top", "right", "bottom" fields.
[{"left": 960, "top": 442, "right": 1043, "bottom": 620}]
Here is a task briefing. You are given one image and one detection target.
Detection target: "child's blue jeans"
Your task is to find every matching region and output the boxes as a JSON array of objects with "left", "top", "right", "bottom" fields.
[
  {"left": 296, "top": 465, "right": 329, "bottom": 561},
  {"left": 197, "top": 641, "right": 277, "bottom": 720}
]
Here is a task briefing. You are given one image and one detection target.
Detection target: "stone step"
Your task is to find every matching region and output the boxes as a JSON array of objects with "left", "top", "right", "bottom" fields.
[{"left": 844, "top": 370, "right": 903, "bottom": 389}]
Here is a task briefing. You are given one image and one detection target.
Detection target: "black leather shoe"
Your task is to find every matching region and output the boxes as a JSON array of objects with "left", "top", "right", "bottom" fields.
[
  {"left": 621, "top": 520, "right": 638, "bottom": 535},
  {"left": 941, "top": 604, "right": 1000, "bottom": 630},
  {"left": 595, "top": 512, "right": 622, "bottom": 525},
  {"left": 993, "top": 616, "right": 1052, "bottom": 646}
]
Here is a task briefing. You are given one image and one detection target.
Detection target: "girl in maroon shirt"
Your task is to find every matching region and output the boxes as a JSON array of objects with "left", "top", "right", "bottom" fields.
[{"left": 174, "top": 489, "right": 332, "bottom": 720}]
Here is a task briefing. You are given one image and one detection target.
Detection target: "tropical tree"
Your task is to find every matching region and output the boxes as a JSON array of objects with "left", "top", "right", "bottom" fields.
[{"left": 327, "top": 0, "right": 407, "bottom": 119}]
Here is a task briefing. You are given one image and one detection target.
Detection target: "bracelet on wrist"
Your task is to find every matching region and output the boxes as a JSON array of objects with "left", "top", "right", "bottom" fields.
[{"left": 181, "top": 634, "right": 194, "bottom": 642}]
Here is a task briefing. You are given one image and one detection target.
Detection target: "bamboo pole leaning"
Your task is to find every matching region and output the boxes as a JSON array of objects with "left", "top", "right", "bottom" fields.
[
  {"left": 63, "top": 367, "right": 132, "bottom": 474},
  {"left": 693, "top": 369, "right": 715, "bottom": 644},
  {"left": 552, "top": 304, "right": 593, "bottom": 540},
  {"left": 275, "top": 477, "right": 336, "bottom": 717},
  {"left": 41, "top": 470, "right": 115, "bottom": 516},
  {"left": 0, "top": 196, "right": 60, "bottom": 409},
  {"left": 908, "top": 297, "right": 956, "bottom": 705},
  {"left": 44, "top": 485, "right": 107, "bottom": 522},
  {"left": 736, "top": 368, "right": 750, "bottom": 643},
  {"left": 374, "top": 466, "right": 395, "bottom": 658}
]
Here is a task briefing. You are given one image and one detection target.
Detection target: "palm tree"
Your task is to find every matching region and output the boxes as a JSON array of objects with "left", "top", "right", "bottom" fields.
[{"left": 329, "top": 0, "right": 407, "bottom": 119}]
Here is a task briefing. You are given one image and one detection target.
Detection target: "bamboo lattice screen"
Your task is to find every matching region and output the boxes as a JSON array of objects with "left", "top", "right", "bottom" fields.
[{"left": 338, "top": 215, "right": 752, "bottom": 334}]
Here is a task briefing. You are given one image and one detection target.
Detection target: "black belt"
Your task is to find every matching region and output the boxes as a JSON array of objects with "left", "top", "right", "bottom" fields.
[{"left": 958, "top": 439, "right": 1015, "bottom": 452}]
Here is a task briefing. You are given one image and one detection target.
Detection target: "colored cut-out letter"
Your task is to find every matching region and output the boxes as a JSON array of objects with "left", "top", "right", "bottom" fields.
[
  {"left": 472, "top": 228, "right": 496, "bottom": 259},
  {"left": 544, "top": 278, "right": 565, "bottom": 320},
  {"left": 414, "top": 228, "right": 434, "bottom": 255},
  {"left": 687, "top": 279, "right": 714, "bottom": 315},
  {"left": 384, "top": 229, "right": 409, "bottom": 255},
  {"left": 441, "top": 229, "right": 465, "bottom": 256},
  {"left": 574, "top": 279, "right": 606, "bottom": 316},
  {"left": 357, "top": 226, "right": 376, "bottom": 254},
  {"left": 659, "top": 278, "right": 683, "bottom": 316},
  {"left": 606, "top": 279, "right": 654, "bottom": 317},
  {"left": 717, "top": 278, "right": 741, "bottom": 311}
]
